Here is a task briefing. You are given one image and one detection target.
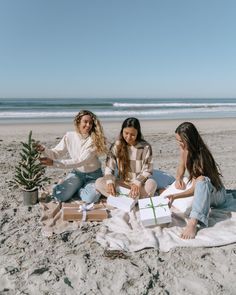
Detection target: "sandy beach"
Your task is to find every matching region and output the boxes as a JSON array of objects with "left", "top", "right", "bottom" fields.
[{"left": 0, "top": 118, "right": 236, "bottom": 295}]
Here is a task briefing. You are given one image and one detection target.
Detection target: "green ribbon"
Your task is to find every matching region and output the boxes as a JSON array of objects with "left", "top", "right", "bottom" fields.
[{"left": 145, "top": 196, "right": 167, "bottom": 225}]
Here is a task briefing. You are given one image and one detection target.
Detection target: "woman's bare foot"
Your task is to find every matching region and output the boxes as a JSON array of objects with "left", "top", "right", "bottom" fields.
[{"left": 181, "top": 218, "right": 198, "bottom": 239}]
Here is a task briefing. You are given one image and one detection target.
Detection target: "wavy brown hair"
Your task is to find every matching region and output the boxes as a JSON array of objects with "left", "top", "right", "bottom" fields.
[
  {"left": 175, "top": 122, "right": 223, "bottom": 190},
  {"left": 117, "top": 117, "right": 143, "bottom": 181},
  {"left": 74, "top": 110, "right": 107, "bottom": 155}
]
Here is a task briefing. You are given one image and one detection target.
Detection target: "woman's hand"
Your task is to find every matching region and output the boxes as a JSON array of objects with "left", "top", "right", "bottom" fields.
[
  {"left": 106, "top": 183, "right": 116, "bottom": 196},
  {"left": 34, "top": 142, "right": 45, "bottom": 152},
  {"left": 165, "top": 194, "right": 176, "bottom": 207},
  {"left": 175, "top": 179, "right": 186, "bottom": 190},
  {"left": 129, "top": 183, "right": 140, "bottom": 199},
  {"left": 40, "top": 157, "right": 53, "bottom": 166}
]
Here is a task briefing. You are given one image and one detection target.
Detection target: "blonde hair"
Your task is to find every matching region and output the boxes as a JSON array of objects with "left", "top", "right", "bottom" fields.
[{"left": 74, "top": 110, "right": 107, "bottom": 155}]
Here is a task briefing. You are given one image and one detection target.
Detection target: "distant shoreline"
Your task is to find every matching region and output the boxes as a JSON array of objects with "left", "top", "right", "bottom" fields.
[
  {"left": 1, "top": 113, "right": 236, "bottom": 125},
  {"left": 1, "top": 117, "right": 236, "bottom": 140},
  {"left": 1, "top": 97, "right": 236, "bottom": 123}
]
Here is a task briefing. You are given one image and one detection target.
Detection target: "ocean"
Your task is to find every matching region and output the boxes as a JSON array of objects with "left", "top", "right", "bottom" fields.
[{"left": 0, "top": 97, "right": 236, "bottom": 124}]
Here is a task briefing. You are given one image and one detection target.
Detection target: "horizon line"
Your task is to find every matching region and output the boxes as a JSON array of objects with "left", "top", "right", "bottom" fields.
[{"left": 1, "top": 97, "right": 236, "bottom": 100}]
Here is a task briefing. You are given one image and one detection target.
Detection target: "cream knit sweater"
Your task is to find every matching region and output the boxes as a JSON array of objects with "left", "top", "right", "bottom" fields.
[{"left": 42, "top": 131, "right": 101, "bottom": 173}]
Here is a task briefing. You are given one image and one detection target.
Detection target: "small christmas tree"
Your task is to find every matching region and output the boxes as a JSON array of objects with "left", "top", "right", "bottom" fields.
[{"left": 14, "top": 131, "right": 50, "bottom": 191}]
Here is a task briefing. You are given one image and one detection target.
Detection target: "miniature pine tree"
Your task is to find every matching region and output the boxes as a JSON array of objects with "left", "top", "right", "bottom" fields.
[{"left": 14, "top": 131, "right": 50, "bottom": 191}]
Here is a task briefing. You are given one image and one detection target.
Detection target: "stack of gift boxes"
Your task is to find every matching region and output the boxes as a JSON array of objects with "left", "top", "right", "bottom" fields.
[
  {"left": 107, "top": 186, "right": 172, "bottom": 226},
  {"left": 61, "top": 186, "right": 172, "bottom": 226}
]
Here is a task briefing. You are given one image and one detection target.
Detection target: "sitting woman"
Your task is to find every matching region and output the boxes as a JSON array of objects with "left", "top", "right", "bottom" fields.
[
  {"left": 166, "top": 121, "right": 227, "bottom": 239},
  {"left": 95, "top": 117, "right": 157, "bottom": 199},
  {"left": 37, "top": 110, "right": 107, "bottom": 203}
]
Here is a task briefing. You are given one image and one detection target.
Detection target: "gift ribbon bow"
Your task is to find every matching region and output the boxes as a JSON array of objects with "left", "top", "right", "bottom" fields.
[
  {"left": 79, "top": 202, "right": 94, "bottom": 222},
  {"left": 145, "top": 197, "right": 167, "bottom": 225}
]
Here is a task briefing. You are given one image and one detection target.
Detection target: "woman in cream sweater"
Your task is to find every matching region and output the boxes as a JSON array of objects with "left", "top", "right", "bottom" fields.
[{"left": 37, "top": 110, "right": 107, "bottom": 203}]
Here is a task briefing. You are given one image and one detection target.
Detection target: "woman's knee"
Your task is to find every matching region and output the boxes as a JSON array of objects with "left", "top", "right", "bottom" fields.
[
  {"left": 145, "top": 178, "right": 157, "bottom": 195},
  {"left": 196, "top": 175, "right": 205, "bottom": 182},
  {"left": 95, "top": 177, "right": 106, "bottom": 191},
  {"left": 195, "top": 176, "right": 212, "bottom": 192},
  {"left": 53, "top": 184, "right": 74, "bottom": 202},
  {"left": 53, "top": 174, "right": 83, "bottom": 201},
  {"left": 79, "top": 183, "right": 101, "bottom": 203},
  {"left": 95, "top": 176, "right": 104, "bottom": 185}
]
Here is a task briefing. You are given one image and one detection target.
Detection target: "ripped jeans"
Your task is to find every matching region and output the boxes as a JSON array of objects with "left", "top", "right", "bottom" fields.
[
  {"left": 190, "top": 177, "right": 226, "bottom": 226},
  {"left": 53, "top": 168, "right": 103, "bottom": 203}
]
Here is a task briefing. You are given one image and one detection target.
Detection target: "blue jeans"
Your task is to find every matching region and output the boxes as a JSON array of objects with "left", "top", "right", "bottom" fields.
[
  {"left": 151, "top": 169, "right": 175, "bottom": 189},
  {"left": 190, "top": 177, "right": 226, "bottom": 226},
  {"left": 53, "top": 168, "right": 103, "bottom": 203}
]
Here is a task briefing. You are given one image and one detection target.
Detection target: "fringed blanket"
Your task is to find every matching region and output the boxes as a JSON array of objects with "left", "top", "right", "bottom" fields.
[
  {"left": 39, "top": 192, "right": 236, "bottom": 252},
  {"left": 96, "top": 193, "right": 236, "bottom": 252},
  {"left": 40, "top": 201, "right": 79, "bottom": 237}
]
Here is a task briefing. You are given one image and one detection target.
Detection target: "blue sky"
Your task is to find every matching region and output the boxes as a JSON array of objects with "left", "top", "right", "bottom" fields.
[{"left": 0, "top": 0, "right": 235, "bottom": 99}]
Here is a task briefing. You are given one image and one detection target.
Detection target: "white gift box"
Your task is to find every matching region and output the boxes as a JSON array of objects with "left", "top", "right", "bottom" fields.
[
  {"left": 159, "top": 177, "right": 193, "bottom": 214},
  {"left": 107, "top": 186, "right": 137, "bottom": 212},
  {"left": 138, "top": 196, "right": 171, "bottom": 226}
]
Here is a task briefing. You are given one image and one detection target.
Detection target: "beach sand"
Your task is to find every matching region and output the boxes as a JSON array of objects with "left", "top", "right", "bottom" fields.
[{"left": 0, "top": 118, "right": 236, "bottom": 294}]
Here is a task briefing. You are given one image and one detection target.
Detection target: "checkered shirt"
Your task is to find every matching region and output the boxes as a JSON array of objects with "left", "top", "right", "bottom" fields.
[{"left": 105, "top": 139, "right": 153, "bottom": 186}]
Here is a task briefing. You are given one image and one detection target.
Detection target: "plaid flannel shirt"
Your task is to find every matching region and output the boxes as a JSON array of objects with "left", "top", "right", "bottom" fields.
[{"left": 105, "top": 139, "right": 153, "bottom": 186}]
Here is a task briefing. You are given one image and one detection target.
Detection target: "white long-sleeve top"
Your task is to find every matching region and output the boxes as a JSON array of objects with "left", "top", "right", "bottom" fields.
[{"left": 42, "top": 131, "right": 101, "bottom": 173}]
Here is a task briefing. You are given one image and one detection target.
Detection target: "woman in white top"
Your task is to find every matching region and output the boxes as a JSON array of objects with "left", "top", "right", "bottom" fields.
[{"left": 37, "top": 110, "right": 107, "bottom": 203}]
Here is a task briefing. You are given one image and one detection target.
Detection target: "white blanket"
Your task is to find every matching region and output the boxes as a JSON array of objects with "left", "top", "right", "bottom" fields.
[{"left": 96, "top": 193, "right": 236, "bottom": 252}]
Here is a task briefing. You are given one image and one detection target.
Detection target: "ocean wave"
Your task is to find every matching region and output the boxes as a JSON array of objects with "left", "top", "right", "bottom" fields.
[
  {"left": 1, "top": 106, "right": 236, "bottom": 119},
  {"left": 113, "top": 102, "right": 236, "bottom": 108}
]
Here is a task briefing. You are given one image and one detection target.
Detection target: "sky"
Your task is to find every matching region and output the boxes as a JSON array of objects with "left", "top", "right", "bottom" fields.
[{"left": 0, "top": 0, "right": 236, "bottom": 99}]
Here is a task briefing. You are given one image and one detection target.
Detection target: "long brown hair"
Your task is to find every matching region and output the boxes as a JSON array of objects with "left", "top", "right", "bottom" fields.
[
  {"left": 117, "top": 117, "right": 143, "bottom": 181},
  {"left": 175, "top": 122, "right": 223, "bottom": 190},
  {"left": 74, "top": 110, "right": 107, "bottom": 155}
]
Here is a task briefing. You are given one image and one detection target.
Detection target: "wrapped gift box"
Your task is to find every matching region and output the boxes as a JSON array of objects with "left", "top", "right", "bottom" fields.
[
  {"left": 62, "top": 202, "right": 108, "bottom": 221},
  {"left": 159, "top": 177, "right": 193, "bottom": 214},
  {"left": 107, "top": 186, "right": 137, "bottom": 212},
  {"left": 138, "top": 196, "right": 171, "bottom": 226},
  {"left": 62, "top": 202, "right": 106, "bottom": 210}
]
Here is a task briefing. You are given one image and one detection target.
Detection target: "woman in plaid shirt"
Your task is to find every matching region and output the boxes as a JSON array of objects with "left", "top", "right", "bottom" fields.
[{"left": 95, "top": 117, "right": 157, "bottom": 198}]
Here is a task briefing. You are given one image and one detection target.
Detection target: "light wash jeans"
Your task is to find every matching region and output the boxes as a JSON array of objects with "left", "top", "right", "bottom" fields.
[
  {"left": 190, "top": 177, "right": 226, "bottom": 226},
  {"left": 53, "top": 168, "right": 103, "bottom": 203}
]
